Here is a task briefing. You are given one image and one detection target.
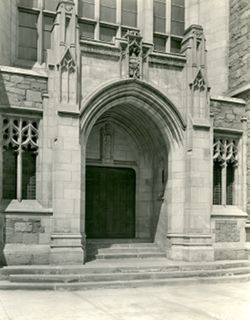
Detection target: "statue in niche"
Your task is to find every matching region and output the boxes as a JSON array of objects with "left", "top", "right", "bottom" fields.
[
  {"left": 126, "top": 31, "right": 142, "bottom": 79},
  {"left": 101, "top": 123, "right": 114, "bottom": 163},
  {"left": 129, "top": 45, "right": 140, "bottom": 79}
]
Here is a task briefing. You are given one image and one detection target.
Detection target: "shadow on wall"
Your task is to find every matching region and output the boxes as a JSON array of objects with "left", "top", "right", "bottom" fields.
[
  {"left": 152, "top": 162, "right": 169, "bottom": 251},
  {"left": 0, "top": 72, "right": 15, "bottom": 267},
  {"left": 0, "top": 202, "right": 11, "bottom": 267}
]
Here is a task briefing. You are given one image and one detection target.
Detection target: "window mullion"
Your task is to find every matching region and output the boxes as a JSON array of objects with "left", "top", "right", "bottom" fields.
[
  {"left": 221, "top": 163, "right": 227, "bottom": 206},
  {"left": 37, "top": 9, "right": 43, "bottom": 64},
  {"left": 165, "top": 0, "right": 171, "bottom": 51},
  {"left": 116, "top": 0, "right": 121, "bottom": 37},
  {"left": 17, "top": 119, "right": 23, "bottom": 202},
  {"left": 95, "top": 0, "right": 100, "bottom": 40}
]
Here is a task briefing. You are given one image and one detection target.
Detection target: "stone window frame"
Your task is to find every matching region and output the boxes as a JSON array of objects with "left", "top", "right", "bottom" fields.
[
  {"left": 212, "top": 131, "right": 243, "bottom": 207},
  {"left": 17, "top": 0, "right": 185, "bottom": 62},
  {"left": 153, "top": 0, "right": 185, "bottom": 53},
  {"left": 79, "top": 0, "right": 140, "bottom": 43},
  {"left": 1, "top": 115, "right": 40, "bottom": 202},
  {"left": 17, "top": 1, "right": 57, "bottom": 65}
]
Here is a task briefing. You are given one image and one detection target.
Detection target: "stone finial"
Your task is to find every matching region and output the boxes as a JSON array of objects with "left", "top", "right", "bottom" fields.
[
  {"left": 181, "top": 25, "right": 210, "bottom": 120},
  {"left": 47, "top": 0, "right": 80, "bottom": 109},
  {"left": 47, "top": 0, "right": 78, "bottom": 65}
]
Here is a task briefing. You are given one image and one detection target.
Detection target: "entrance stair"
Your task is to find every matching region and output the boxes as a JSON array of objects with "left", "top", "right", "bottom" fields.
[
  {"left": 86, "top": 239, "right": 166, "bottom": 260},
  {"left": 0, "top": 259, "right": 250, "bottom": 290}
]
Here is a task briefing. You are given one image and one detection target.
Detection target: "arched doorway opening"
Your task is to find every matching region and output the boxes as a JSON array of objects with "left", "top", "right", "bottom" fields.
[
  {"left": 80, "top": 79, "right": 185, "bottom": 258},
  {"left": 85, "top": 104, "right": 168, "bottom": 240}
]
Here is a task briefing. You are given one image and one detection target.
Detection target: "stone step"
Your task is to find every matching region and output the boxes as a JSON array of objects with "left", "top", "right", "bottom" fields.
[
  {"left": 86, "top": 240, "right": 161, "bottom": 260},
  {"left": 1, "top": 273, "right": 250, "bottom": 290},
  {"left": 86, "top": 239, "right": 152, "bottom": 245},
  {"left": 96, "top": 247, "right": 163, "bottom": 254},
  {"left": 95, "top": 252, "right": 166, "bottom": 259},
  {"left": 2, "top": 260, "right": 250, "bottom": 276},
  {"left": 8, "top": 267, "right": 250, "bottom": 284},
  {"left": 87, "top": 242, "right": 158, "bottom": 249}
]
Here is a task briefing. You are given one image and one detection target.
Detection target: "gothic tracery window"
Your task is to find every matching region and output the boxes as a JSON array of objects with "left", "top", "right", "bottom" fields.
[
  {"left": 213, "top": 136, "right": 238, "bottom": 205},
  {"left": 2, "top": 117, "right": 39, "bottom": 201}
]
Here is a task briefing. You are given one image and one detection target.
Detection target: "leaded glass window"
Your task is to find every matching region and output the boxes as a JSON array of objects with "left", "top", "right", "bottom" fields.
[
  {"left": 79, "top": 0, "right": 95, "bottom": 19},
  {"left": 171, "top": 0, "right": 185, "bottom": 36},
  {"left": 100, "top": 25, "right": 117, "bottom": 42},
  {"left": 154, "top": 0, "right": 166, "bottom": 33},
  {"left": 44, "top": 0, "right": 60, "bottom": 12},
  {"left": 43, "top": 15, "right": 54, "bottom": 61},
  {"left": 2, "top": 118, "right": 39, "bottom": 201},
  {"left": 18, "top": 10, "right": 38, "bottom": 61},
  {"left": 100, "top": 0, "right": 116, "bottom": 23},
  {"left": 213, "top": 160, "right": 222, "bottom": 205},
  {"left": 122, "top": 0, "right": 137, "bottom": 28},
  {"left": 213, "top": 137, "right": 238, "bottom": 206},
  {"left": 79, "top": 22, "right": 95, "bottom": 39}
]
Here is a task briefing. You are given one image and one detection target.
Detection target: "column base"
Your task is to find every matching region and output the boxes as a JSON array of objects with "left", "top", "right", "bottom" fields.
[
  {"left": 3, "top": 244, "right": 50, "bottom": 265},
  {"left": 49, "top": 233, "right": 84, "bottom": 265},
  {"left": 166, "top": 234, "right": 214, "bottom": 262}
]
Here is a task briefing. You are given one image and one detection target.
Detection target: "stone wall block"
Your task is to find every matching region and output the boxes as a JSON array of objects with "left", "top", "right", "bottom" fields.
[{"left": 26, "top": 90, "right": 42, "bottom": 102}]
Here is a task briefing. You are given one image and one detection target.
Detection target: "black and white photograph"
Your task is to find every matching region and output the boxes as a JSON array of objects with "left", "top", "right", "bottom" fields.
[{"left": 0, "top": 0, "right": 249, "bottom": 319}]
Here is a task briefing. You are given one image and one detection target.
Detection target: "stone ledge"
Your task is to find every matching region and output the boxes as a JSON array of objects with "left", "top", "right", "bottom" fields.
[
  {"left": 80, "top": 39, "right": 120, "bottom": 59},
  {"left": 0, "top": 105, "right": 43, "bottom": 116},
  {"left": 167, "top": 234, "right": 213, "bottom": 247},
  {"left": 58, "top": 110, "right": 80, "bottom": 117},
  {"left": 192, "top": 119, "right": 210, "bottom": 130},
  {"left": 213, "top": 127, "right": 243, "bottom": 135},
  {"left": 51, "top": 234, "right": 82, "bottom": 240},
  {"left": 0, "top": 65, "right": 48, "bottom": 78},
  {"left": 229, "top": 83, "right": 250, "bottom": 97},
  {"left": 212, "top": 205, "right": 248, "bottom": 218},
  {"left": 149, "top": 52, "right": 186, "bottom": 68},
  {"left": 211, "top": 95, "right": 246, "bottom": 105},
  {"left": 2, "top": 200, "right": 52, "bottom": 215}
]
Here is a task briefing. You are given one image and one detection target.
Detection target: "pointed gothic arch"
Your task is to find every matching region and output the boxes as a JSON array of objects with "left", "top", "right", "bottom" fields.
[
  {"left": 80, "top": 79, "right": 186, "bottom": 251},
  {"left": 80, "top": 78, "right": 186, "bottom": 148}
]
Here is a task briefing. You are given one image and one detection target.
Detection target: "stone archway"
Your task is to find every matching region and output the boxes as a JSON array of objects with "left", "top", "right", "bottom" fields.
[{"left": 80, "top": 79, "right": 186, "bottom": 260}]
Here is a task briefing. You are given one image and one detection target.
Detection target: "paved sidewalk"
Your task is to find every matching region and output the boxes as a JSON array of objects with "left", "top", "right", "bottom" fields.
[{"left": 0, "top": 281, "right": 249, "bottom": 320}]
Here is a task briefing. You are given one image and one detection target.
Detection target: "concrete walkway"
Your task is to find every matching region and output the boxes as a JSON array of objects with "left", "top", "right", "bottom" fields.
[{"left": 0, "top": 281, "right": 249, "bottom": 320}]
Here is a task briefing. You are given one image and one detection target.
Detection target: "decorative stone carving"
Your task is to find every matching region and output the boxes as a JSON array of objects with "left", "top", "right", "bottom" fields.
[
  {"left": 181, "top": 25, "right": 209, "bottom": 120},
  {"left": 59, "top": 0, "right": 74, "bottom": 14},
  {"left": 2, "top": 117, "right": 39, "bottom": 201},
  {"left": 59, "top": 48, "right": 76, "bottom": 103},
  {"left": 118, "top": 31, "right": 152, "bottom": 80},
  {"left": 47, "top": 0, "right": 79, "bottom": 110},
  {"left": 2, "top": 117, "right": 39, "bottom": 153},
  {"left": 100, "top": 122, "right": 114, "bottom": 163},
  {"left": 127, "top": 31, "right": 142, "bottom": 79},
  {"left": 192, "top": 29, "right": 203, "bottom": 41},
  {"left": 60, "top": 49, "right": 76, "bottom": 72},
  {"left": 190, "top": 69, "right": 207, "bottom": 118},
  {"left": 193, "top": 70, "right": 206, "bottom": 91},
  {"left": 213, "top": 137, "right": 238, "bottom": 166}
]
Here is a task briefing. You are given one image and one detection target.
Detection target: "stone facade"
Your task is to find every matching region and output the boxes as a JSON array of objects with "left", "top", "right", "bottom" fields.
[
  {"left": 0, "top": 68, "right": 47, "bottom": 110},
  {"left": 227, "top": 0, "right": 250, "bottom": 246},
  {"left": 186, "top": 0, "right": 230, "bottom": 95},
  {"left": 0, "top": 0, "right": 249, "bottom": 265},
  {"left": 229, "top": 0, "right": 250, "bottom": 92}
]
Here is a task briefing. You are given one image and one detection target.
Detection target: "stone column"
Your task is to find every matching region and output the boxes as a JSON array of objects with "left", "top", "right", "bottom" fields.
[
  {"left": 168, "top": 25, "right": 214, "bottom": 261},
  {"left": 50, "top": 115, "right": 83, "bottom": 265},
  {"left": 47, "top": 1, "right": 84, "bottom": 264}
]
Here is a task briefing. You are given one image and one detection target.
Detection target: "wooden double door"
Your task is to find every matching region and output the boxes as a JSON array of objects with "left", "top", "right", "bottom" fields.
[{"left": 86, "top": 166, "right": 136, "bottom": 238}]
